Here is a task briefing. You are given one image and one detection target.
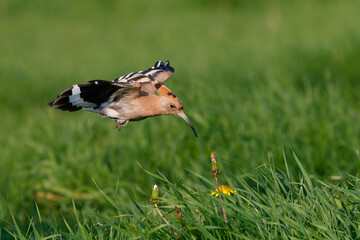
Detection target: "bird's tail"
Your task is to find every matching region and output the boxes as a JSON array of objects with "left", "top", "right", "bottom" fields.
[{"left": 48, "top": 80, "right": 120, "bottom": 112}]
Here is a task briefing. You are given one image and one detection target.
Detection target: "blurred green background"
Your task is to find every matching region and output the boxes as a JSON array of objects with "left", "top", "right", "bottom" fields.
[{"left": 1, "top": 0, "right": 360, "bottom": 230}]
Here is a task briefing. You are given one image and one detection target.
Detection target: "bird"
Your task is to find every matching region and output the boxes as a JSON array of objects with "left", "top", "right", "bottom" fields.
[{"left": 48, "top": 60, "right": 197, "bottom": 137}]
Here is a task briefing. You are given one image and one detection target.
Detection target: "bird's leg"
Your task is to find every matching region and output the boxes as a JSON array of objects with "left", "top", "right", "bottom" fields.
[
  {"left": 114, "top": 120, "right": 122, "bottom": 131},
  {"left": 114, "top": 120, "right": 129, "bottom": 131}
]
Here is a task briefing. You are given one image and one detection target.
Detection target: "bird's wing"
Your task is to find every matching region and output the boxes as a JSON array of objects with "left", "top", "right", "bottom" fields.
[
  {"left": 139, "top": 81, "right": 158, "bottom": 96},
  {"left": 113, "top": 60, "right": 174, "bottom": 85},
  {"left": 108, "top": 84, "right": 142, "bottom": 102},
  {"left": 49, "top": 80, "right": 142, "bottom": 112}
]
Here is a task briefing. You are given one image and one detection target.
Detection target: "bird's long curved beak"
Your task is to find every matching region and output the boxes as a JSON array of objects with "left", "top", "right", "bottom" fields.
[{"left": 178, "top": 111, "right": 198, "bottom": 137}]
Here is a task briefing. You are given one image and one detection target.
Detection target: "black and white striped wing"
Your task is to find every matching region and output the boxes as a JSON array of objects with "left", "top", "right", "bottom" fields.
[
  {"left": 48, "top": 80, "right": 138, "bottom": 112},
  {"left": 48, "top": 60, "right": 173, "bottom": 113},
  {"left": 113, "top": 60, "right": 174, "bottom": 84}
]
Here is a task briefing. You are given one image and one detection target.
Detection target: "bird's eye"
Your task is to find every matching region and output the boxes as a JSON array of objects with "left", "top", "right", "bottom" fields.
[{"left": 170, "top": 104, "right": 176, "bottom": 109}]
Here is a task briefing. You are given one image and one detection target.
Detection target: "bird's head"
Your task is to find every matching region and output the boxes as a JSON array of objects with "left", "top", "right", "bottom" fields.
[{"left": 157, "top": 85, "right": 197, "bottom": 137}]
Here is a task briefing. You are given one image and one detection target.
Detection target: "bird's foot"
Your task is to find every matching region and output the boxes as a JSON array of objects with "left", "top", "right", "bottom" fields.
[
  {"left": 114, "top": 120, "right": 129, "bottom": 131},
  {"left": 114, "top": 121, "right": 122, "bottom": 131}
]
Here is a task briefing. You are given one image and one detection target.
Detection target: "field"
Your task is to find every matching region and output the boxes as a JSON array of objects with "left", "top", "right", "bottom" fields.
[{"left": 1, "top": 0, "right": 360, "bottom": 238}]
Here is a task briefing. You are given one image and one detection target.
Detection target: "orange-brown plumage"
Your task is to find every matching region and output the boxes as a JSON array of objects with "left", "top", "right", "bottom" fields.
[{"left": 48, "top": 60, "right": 197, "bottom": 136}]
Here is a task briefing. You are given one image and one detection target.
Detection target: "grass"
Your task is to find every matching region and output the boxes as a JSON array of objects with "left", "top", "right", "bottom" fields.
[
  {"left": 1, "top": 0, "right": 360, "bottom": 238},
  {"left": 4, "top": 152, "right": 360, "bottom": 239}
]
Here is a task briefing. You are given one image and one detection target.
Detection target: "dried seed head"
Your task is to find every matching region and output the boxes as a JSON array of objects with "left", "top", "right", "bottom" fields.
[
  {"left": 175, "top": 206, "right": 182, "bottom": 218},
  {"left": 210, "top": 150, "right": 220, "bottom": 177},
  {"left": 211, "top": 151, "right": 216, "bottom": 162}
]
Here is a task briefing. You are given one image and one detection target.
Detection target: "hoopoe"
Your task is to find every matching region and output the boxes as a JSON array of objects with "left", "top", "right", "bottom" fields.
[{"left": 48, "top": 60, "right": 197, "bottom": 136}]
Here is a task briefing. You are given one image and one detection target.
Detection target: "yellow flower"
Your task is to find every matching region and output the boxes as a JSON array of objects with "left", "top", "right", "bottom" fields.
[{"left": 211, "top": 185, "right": 236, "bottom": 197}]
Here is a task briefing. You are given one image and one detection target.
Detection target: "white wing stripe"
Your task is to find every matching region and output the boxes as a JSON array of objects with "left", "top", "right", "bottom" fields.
[
  {"left": 72, "top": 85, "right": 81, "bottom": 95},
  {"left": 71, "top": 98, "right": 85, "bottom": 106}
]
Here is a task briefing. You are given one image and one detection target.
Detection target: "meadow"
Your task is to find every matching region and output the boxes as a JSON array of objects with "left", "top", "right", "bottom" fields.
[{"left": 1, "top": 0, "right": 360, "bottom": 238}]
